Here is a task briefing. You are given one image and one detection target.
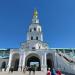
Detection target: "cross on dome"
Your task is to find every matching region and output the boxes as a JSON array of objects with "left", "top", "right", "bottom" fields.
[
  {"left": 33, "top": 9, "right": 38, "bottom": 18},
  {"left": 32, "top": 9, "right": 39, "bottom": 24}
]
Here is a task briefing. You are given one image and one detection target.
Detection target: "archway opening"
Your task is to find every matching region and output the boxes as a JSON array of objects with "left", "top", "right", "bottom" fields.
[
  {"left": 46, "top": 53, "right": 54, "bottom": 70},
  {"left": 11, "top": 53, "right": 20, "bottom": 71},
  {"left": 26, "top": 55, "right": 41, "bottom": 71},
  {"left": 1, "top": 61, "right": 6, "bottom": 68},
  {"left": 13, "top": 59, "right": 19, "bottom": 71},
  {"left": 47, "top": 59, "right": 53, "bottom": 69}
]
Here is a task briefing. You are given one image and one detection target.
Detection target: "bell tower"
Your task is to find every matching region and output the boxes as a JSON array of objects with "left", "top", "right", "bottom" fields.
[{"left": 27, "top": 9, "right": 43, "bottom": 41}]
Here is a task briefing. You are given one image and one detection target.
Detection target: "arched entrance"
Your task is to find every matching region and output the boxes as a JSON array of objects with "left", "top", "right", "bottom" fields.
[
  {"left": 25, "top": 53, "right": 41, "bottom": 71},
  {"left": 1, "top": 61, "right": 6, "bottom": 71},
  {"left": 11, "top": 53, "right": 20, "bottom": 71},
  {"left": 46, "top": 53, "right": 54, "bottom": 70}
]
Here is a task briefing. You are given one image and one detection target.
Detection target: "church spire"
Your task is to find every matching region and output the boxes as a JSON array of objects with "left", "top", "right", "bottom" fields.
[
  {"left": 32, "top": 9, "right": 39, "bottom": 24},
  {"left": 33, "top": 9, "right": 38, "bottom": 18},
  {"left": 27, "top": 9, "right": 43, "bottom": 41}
]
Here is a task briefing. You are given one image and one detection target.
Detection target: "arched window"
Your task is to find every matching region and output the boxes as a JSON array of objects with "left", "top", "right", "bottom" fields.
[
  {"left": 31, "top": 36, "right": 33, "bottom": 40},
  {"left": 36, "top": 36, "right": 38, "bottom": 40},
  {"left": 1, "top": 61, "right": 6, "bottom": 68},
  {"left": 34, "top": 28, "right": 36, "bottom": 31}
]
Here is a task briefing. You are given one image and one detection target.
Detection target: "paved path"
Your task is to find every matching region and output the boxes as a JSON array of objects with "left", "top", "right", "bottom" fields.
[
  {"left": 0, "top": 71, "right": 74, "bottom": 75},
  {"left": 0, "top": 71, "right": 43, "bottom": 75}
]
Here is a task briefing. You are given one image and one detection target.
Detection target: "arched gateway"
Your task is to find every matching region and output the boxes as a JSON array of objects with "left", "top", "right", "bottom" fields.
[
  {"left": 46, "top": 53, "right": 54, "bottom": 70},
  {"left": 25, "top": 53, "right": 41, "bottom": 71}
]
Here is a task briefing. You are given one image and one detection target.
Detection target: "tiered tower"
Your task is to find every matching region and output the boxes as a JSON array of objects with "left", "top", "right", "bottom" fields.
[
  {"left": 27, "top": 9, "right": 43, "bottom": 41},
  {"left": 21, "top": 9, "right": 48, "bottom": 50}
]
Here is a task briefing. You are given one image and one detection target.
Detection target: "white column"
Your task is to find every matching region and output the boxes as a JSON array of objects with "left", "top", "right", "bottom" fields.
[
  {"left": 22, "top": 53, "right": 26, "bottom": 68},
  {"left": 19, "top": 56, "right": 21, "bottom": 67},
  {"left": 44, "top": 53, "right": 47, "bottom": 66},
  {"left": 41, "top": 55, "right": 44, "bottom": 71},
  {"left": 6, "top": 53, "right": 12, "bottom": 71},
  {"left": 41, "top": 53, "right": 47, "bottom": 73},
  {"left": 19, "top": 55, "right": 22, "bottom": 67},
  {"left": 41, "top": 55, "right": 43, "bottom": 66},
  {"left": 18, "top": 53, "right": 24, "bottom": 71},
  {"left": 8, "top": 53, "right": 12, "bottom": 67}
]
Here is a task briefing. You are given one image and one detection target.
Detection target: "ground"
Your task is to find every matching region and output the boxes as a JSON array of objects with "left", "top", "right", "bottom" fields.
[
  {"left": 0, "top": 71, "right": 74, "bottom": 75},
  {"left": 0, "top": 71, "right": 45, "bottom": 75}
]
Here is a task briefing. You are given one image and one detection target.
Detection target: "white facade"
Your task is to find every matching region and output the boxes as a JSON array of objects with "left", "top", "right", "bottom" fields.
[{"left": 7, "top": 9, "right": 75, "bottom": 74}]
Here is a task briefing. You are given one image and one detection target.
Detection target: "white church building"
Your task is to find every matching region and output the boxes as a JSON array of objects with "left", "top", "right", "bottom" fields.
[{"left": 4, "top": 9, "right": 75, "bottom": 74}]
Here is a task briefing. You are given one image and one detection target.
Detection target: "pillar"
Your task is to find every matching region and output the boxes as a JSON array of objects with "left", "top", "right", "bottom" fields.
[
  {"left": 41, "top": 55, "right": 43, "bottom": 66},
  {"left": 6, "top": 53, "right": 12, "bottom": 71},
  {"left": 22, "top": 53, "right": 26, "bottom": 68},
  {"left": 41, "top": 55, "right": 44, "bottom": 71},
  {"left": 18, "top": 53, "right": 23, "bottom": 71},
  {"left": 41, "top": 53, "right": 47, "bottom": 73},
  {"left": 44, "top": 53, "right": 47, "bottom": 66}
]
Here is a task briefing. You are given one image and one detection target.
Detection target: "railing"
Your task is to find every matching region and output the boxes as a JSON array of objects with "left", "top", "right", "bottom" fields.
[{"left": 56, "top": 53, "right": 75, "bottom": 74}]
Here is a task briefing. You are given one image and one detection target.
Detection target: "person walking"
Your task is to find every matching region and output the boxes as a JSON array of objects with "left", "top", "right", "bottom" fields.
[
  {"left": 47, "top": 68, "right": 51, "bottom": 75},
  {"left": 9, "top": 66, "right": 14, "bottom": 73},
  {"left": 56, "top": 68, "right": 62, "bottom": 75},
  {"left": 23, "top": 66, "right": 27, "bottom": 74},
  {"left": 32, "top": 65, "right": 36, "bottom": 75},
  {"left": 51, "top": 68, "right": 56, "bottom": 75},
  {"left": 28, "top": 66, "right": 32, "bottom": 75},
  {"left": 23, "top": 67, "right": 25, "bottom": 73}
]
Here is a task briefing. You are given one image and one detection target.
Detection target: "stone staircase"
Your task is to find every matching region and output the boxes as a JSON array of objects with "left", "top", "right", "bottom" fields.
[{"left": 56, "top": 53, "right": 75, "bottom": 74}]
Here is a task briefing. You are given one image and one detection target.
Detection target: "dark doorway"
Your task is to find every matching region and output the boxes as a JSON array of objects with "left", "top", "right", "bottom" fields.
[
  {"left": 13, "top": 59, "right": 19, "bottom": 71},
  {"left": 46, "top": 53, "right": 54, "bottom": 70},
  {"left": 47, "top": 59, "right": 53, "bottom": 70},
  {"left": 26, "top": 56, "right": 41, "bottom": 71},
  {"left": 1, "top": 61, "right": 6, "bottom": 68}
]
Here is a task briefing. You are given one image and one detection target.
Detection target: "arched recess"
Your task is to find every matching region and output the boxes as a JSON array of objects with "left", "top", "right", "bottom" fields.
[
  {"left": 46, "top": 53, "right": 54, "bottom": 70},
  {"left": 1, "top": 61, "right": 6, "bottom": 69},
  {"left": 11, "top": 53, "right": 20, "bottom": 71},
  {"left": 25, "top": 53, "right": 41, "bottom": 71}
]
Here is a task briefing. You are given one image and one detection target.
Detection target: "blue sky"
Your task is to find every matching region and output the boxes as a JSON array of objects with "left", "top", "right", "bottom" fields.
[{"left": 0, "top": 0, "right": 75, "bottom": 48}]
